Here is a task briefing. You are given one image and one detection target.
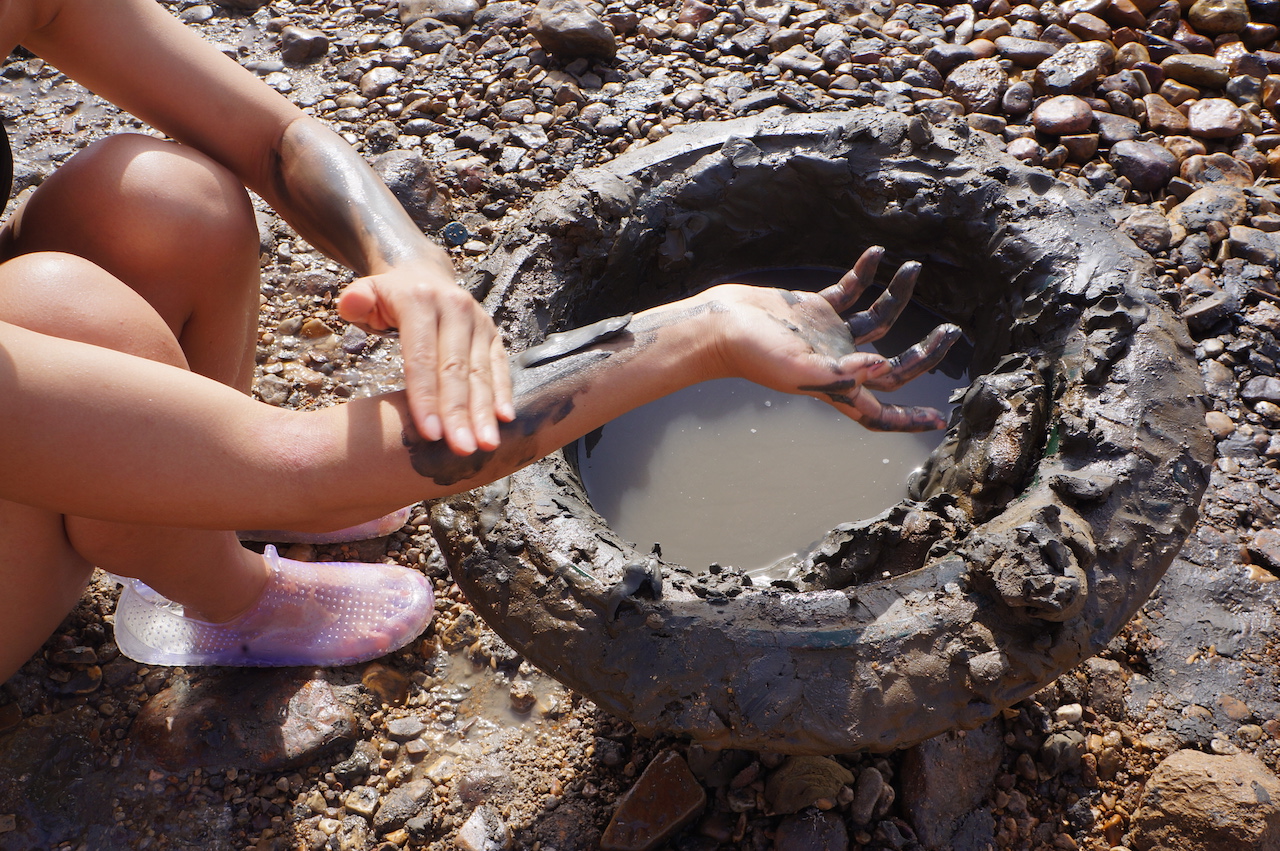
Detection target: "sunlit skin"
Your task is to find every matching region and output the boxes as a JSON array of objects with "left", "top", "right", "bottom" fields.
[
  {"left": 0, "top": 0, "right": 511, "bottom": 679},
  {"left": 0, "top": 2, "right": 957, "bottom": 684}
]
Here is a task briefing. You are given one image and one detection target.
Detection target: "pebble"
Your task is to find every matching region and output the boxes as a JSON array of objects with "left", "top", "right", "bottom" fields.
[
  {"left": 764, "top": 756, "right": 854, "bottom": 814},
  {"left": 456, "top": 804, "right": 513, "bottom": 851},
  {"left": 386, "top": 716, "right": 427, "bottom": 741},
  {"left": 372, "top": 779, "right": 433, "bottom": 833},
  {"left": 1188, "top": 98, "right": 1250, "bottom": 138},
  {"left": 1033, "top": 95, "right": 1096, "bottom": 134},
  {"left": 1110, "top": 139, "right": 1180, "bottom": 190},
  {"left": 527, "top": 0, "right": 618, "bottom": 60},
  {"left": 774, "top": 810, "right": 849, "bottom": 851},
  {"left": 1206, "top": 410, "right": 1236, "bottom": 437},
  {"left": 849, "top": 766, "right": 885, "bottom": 825},
  {"left": 601, "top": 750, "right": 706, "bottom": 851}
]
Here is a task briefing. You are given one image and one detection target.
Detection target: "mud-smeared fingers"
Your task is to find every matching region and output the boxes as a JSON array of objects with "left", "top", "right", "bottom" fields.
[
  {"left": 818, "top": 245, "right": 884, "bottom": 313},
  {"left": 861, "top": 402, "right": 949, "bottom": 432},
  {"left": 864, "top": 323, "right": 963, "bottom": 392},
  {"left": 846, "top": 260, "right": 920, "bottom": 344}
]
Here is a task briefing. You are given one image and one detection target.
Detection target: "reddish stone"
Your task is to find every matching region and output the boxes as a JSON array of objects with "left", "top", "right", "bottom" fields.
[{"left": 602, "top": 750, "right": 707, "bottom": 851}]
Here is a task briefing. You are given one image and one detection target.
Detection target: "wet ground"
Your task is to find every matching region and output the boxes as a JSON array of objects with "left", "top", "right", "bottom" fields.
[{"left": 3, "top": 0, "right": 1280, "bottom": 848}]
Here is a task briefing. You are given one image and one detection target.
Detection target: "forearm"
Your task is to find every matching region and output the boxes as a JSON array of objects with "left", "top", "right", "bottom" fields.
[
  {"left": 261, "top": 117, "right": 447, "bottom": 276},
  {"left": 0, "top": 298, "right": 720, "bottom": 530}
]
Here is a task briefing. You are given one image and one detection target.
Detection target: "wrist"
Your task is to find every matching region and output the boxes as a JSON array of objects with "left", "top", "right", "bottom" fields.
[{"left": 643, "top": 288, "right": 736, "bottom": 384}]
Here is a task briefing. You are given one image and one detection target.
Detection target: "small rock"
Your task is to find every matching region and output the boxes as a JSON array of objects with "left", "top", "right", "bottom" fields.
[
  {"left": 1181, "top": 152, "right": 1256, "bottom": 186},
  {"left": 1243, "top": 375, "right": 1280, "bottom": 404},
  {"left": 399, "top": 0, "right": 479, "bottom": 27},
  {"left": 771, "top": 44, "right": 824, "bottom": 75},
  {"left": 359, "top": 66, "right": 401, "bottom": 99},
  {"left": 945, "top": 58, "right": 1010, "bottom": 112},
  {"left": 456, "top": 804, "right": 513, "bottom": 851},
  {"left": 1169, "top": 185, "right": 1250, "bottom": 231},
  {"left": 1206, "top": 410, "right": 1236, "bottom": 437},
  {"left": 1003, "top": 80, "right": 1035, "bottom": 113},
  {"left": 765, "top": 756, "right": 854, "bottom": 814},
  {"left": 344, "top": 785, "right": 379, "bottom": 818},
  {"left": 1033, "top": 95, "right": 1095, "bottom": 133},
  {"left": 1229, "top": 226, "right": 1280, "bottom": 264},
  {"left": 1144, "top": 93, "right": 1192, "bottom": 132},
  {"left": 1111, "top": 140, "right": 1180, "bottom": 191},
  {"left": 373, "top": 779, "right": 433, "bottom": 833},
  {"left": 361, "top": 663, "right": 410, "bottom": 706},
  {"left": 1249, "top": 528, "right": 1280, "bottom": 571},
  {"left": 1162, "top": 53, "right": 1231, "bottom": 87},
  {"left": 1042, "top": 731, "right": 1086, "bottom": 776},
  {"left": 901, "top": 720, "right": 1005, "bottom": 848},
  {"left": 279, "top": 25, "right": 328, "bottom": 63},
  {"left": 1036, "top": 40, "right": 1112, "bottom": 93},
  {"left": 601, "top": 750, "right": 706, "bottom": 851},
  {"left": 849, "top": 766, "right": 885, "bottom": 825},
  {"left": 1188, "top": 0, "right": 1252, "bottom": 34},
  {"left": 774, "top": 810, "right": 849, "bottom": 851},
  {"left": 1189, "top": 98, "right": 1250, "bottom": 138},
  {"left": 386, "top": 716, "right": 427, "bottom": 741},
  {"left": 132, "top": 673, "right": 356, "bottom": 771}
]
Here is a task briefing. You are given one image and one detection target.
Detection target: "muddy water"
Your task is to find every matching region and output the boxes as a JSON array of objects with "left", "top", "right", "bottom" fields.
[{"left": 575, "top": 269, "right": 971, "bottom": 574}]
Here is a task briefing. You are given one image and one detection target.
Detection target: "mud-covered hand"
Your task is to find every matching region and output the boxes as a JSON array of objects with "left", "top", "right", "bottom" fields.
[
  {"left": 337, "top": 262, "right": 515, "bottom": 455},
  {"left": 705, "top": 246, "right": 961, "bottom": 432}
]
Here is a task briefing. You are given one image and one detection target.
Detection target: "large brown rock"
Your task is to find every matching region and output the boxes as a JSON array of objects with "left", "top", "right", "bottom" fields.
[
  {"left": 528, "top": 0, "right": 618, "bottom": 60},
  {"left": 131, "top": 671, "right": 357, "bottom": 771},
  {"left": 1131, "top": 749, "right": 1280, "bottom": 851}
]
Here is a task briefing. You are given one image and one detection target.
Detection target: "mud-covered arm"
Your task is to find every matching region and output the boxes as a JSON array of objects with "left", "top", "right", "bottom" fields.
[
  {"left": 0, "top": 256, "right": 955, "bottom": 531},
  {"left": 21, "top": 0, "right": 512, "bottom": 459},
  {"left": 263, "top": 119, "right": 514, "bottom": 457}
]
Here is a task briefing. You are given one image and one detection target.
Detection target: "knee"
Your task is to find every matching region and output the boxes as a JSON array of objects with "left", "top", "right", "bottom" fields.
[
  {"left": 89, "top": 134, "right": 257, "bottom": 248},
  {"left": 22, "top": 134, "right": 259, "bottom": 262},
  {"left": 0, "top": 251, "right": 188, "bottom": 367}
]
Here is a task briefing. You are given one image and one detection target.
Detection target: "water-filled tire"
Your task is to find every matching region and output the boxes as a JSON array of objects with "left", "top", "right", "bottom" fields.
[{"left": 430, "top": 107, "right": 1213, "bottom": 754}]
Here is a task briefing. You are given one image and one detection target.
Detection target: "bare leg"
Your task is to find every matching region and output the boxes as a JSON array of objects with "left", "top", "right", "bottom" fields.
[{"left": 0, "top": 135, "right": 267, "bottom": 667}]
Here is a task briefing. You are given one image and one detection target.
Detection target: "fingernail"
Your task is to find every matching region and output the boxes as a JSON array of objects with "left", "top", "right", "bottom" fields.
[
  {"left": 454, "top": 428, "right": 477, "bottom": 454},
  {"left": 481, "top": 424, "right": 500, "bottom": 447},
  {"left": 424, "top": 414, "right": 443, "bottom": 442}
]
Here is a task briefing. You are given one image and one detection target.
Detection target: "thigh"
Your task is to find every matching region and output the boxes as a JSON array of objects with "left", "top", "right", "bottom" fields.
[
  {"left": 0, "top": 251, "right": 188, "bottom": 369},
  {"left": 0, "top": 133, "right": 260, "bottom": 388}
]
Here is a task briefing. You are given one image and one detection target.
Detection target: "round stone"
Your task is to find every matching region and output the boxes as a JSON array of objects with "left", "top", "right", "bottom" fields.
[
  {"left": 1006, "top": 136, "right": 1044, "bottom": 164},
  {"left": 1002, "top": 80, "right": 1035, "bottom": 114},
  {"left": 1188, "top": 0, "right": 1251, "bottom": 34},
  {"left": 1206, "top": 410, "right": 1236, "bottom": 437},
  {"left": 1109, "top": 139, "right": 1180, "bottom": 191},
  {"left": 1188, "top": 98, "right": 1250, "bottom": 138},
  {"left": 1162, "top": 54, "right": 1231, "bottom": 88},
  {"left": 944, "top": 58, "right": 1010, "bottom": 113},
  {"left": 1032, "top": 95, "right": 1095, "bottom": 134},
  {"left": 1181, "top": 152, "right": 1256, "bottom": 186}
]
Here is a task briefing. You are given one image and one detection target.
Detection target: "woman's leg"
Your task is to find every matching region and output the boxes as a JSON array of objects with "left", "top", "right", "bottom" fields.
[
  {"left": 0, "top": 134, "right": 268, "bottom": 639},
  {"left": 0, "top": 252, "right": 268, "bottom": 655}
]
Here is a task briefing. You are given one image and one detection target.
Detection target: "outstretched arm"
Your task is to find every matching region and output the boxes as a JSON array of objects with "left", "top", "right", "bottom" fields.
[{"left": 0, "top": 250, "right": 956, "bottom": 532}]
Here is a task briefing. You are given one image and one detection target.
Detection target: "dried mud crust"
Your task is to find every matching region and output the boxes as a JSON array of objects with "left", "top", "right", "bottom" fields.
[{"left": 430, "top": 108, "right": 1217, "bottom": 754}]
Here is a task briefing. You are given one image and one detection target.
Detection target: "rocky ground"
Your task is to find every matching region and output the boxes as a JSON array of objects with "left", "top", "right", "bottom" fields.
[{"left": 3, "top": 0, "right": 1280, "bottom": 848}]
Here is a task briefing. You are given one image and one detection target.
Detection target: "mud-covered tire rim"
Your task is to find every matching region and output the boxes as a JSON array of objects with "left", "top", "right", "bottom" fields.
[{"left": 430, "top": 107, "right": 1213, "bottom": 754}]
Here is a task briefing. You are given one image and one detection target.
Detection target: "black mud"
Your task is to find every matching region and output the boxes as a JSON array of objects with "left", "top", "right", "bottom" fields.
[{"left": 430, "top": 108, "right": 1216, "bottom": 754}]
